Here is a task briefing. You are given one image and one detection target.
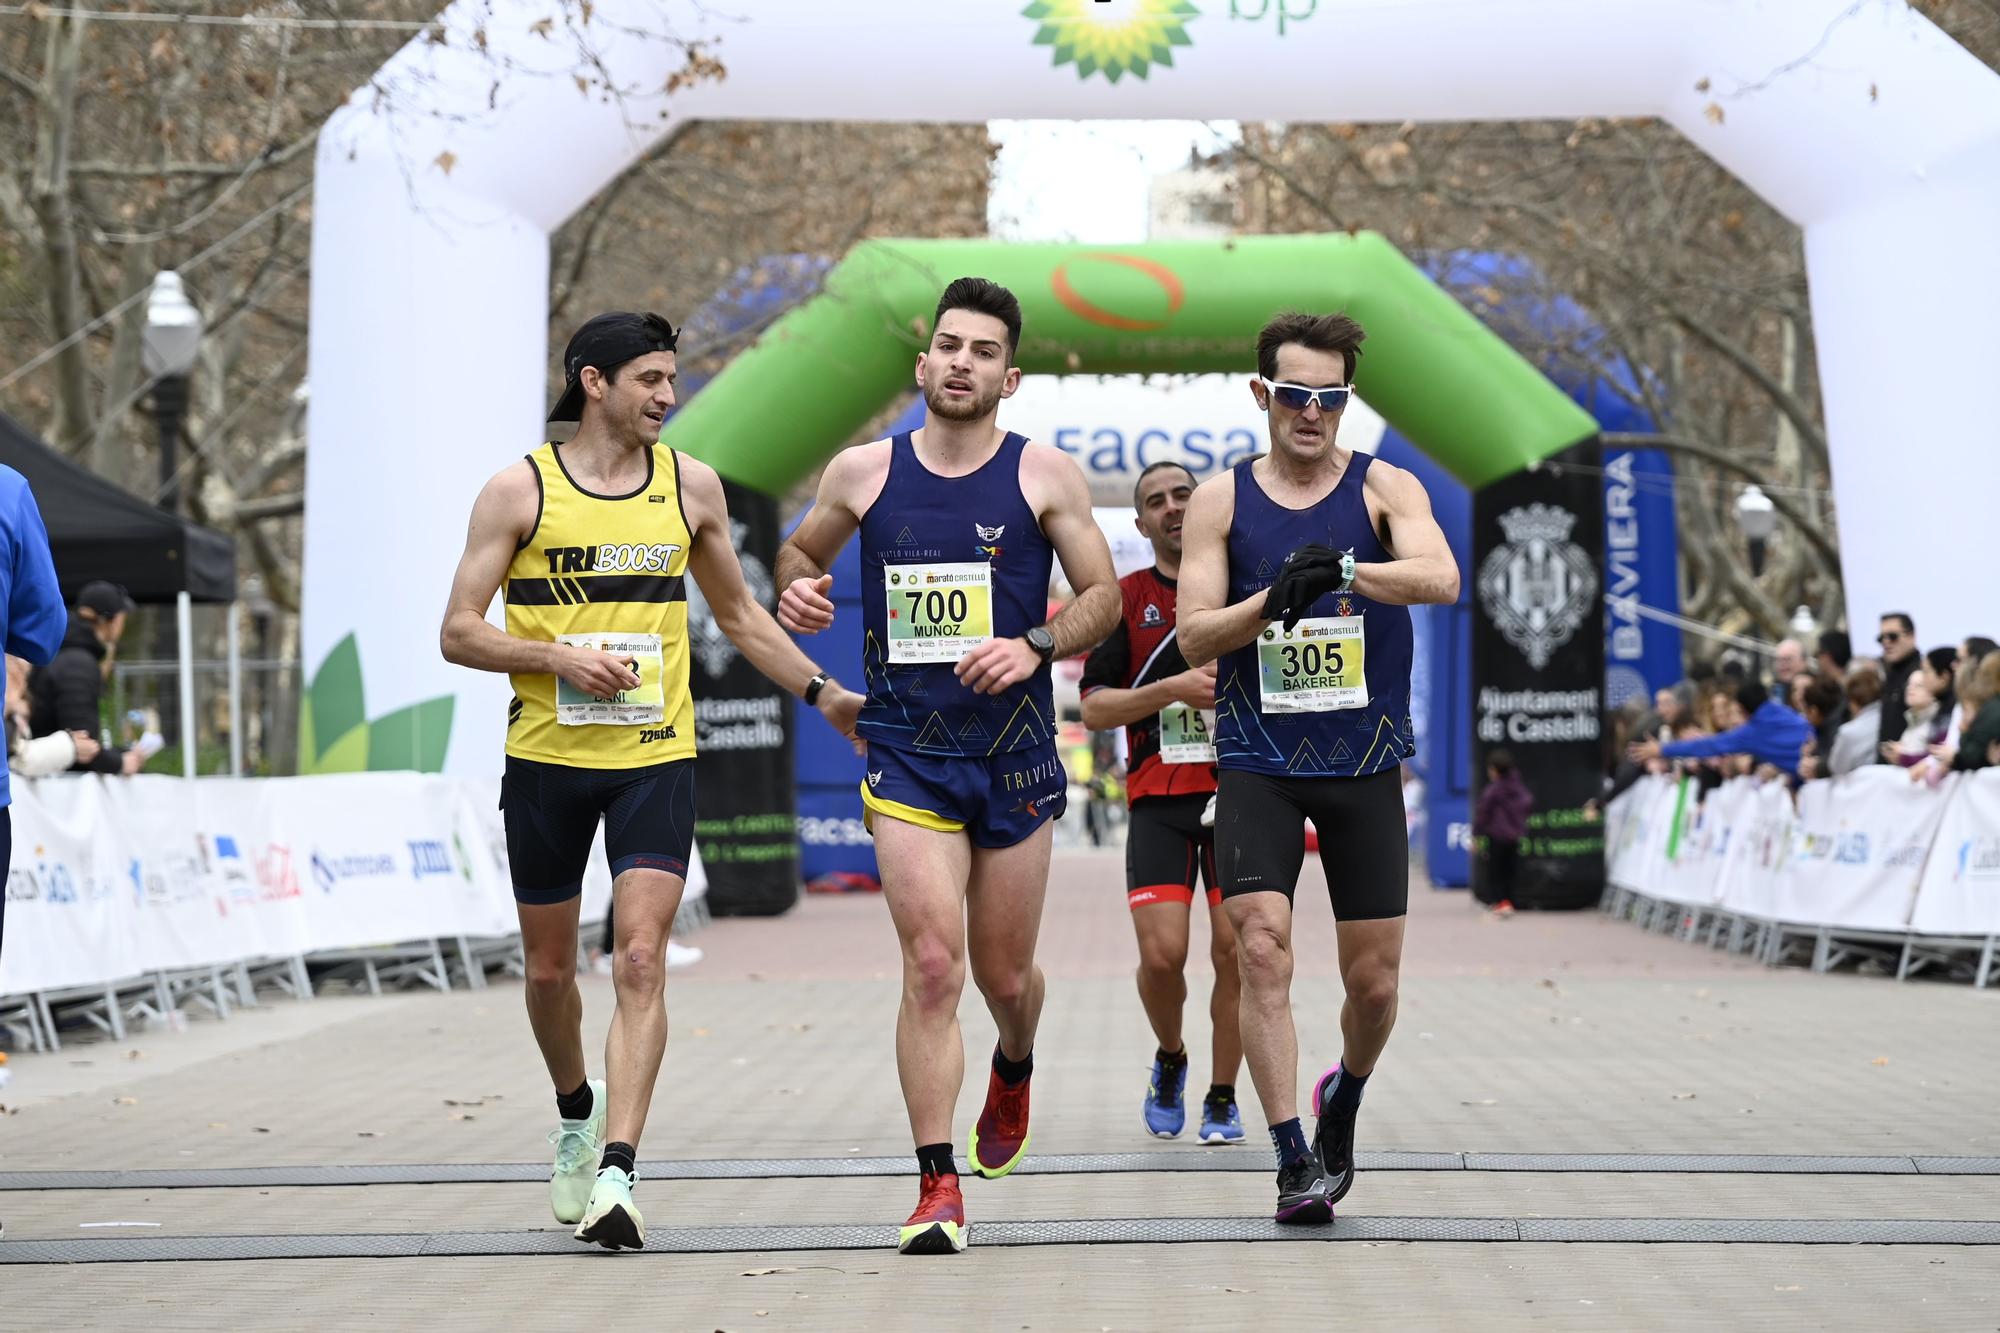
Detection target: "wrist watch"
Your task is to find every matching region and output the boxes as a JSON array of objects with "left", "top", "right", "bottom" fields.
[
  {"left": 1335, "top": 549, "right": 1357, "bottom": 594},
  {"left": 803, "top": 671, "right": 830, "bottom": 706},
  {"left": 1024, "top": 626, "right": 1056, "bottom": 662}
]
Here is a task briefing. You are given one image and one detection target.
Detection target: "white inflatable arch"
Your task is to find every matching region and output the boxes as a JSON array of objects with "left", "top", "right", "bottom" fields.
[{"left": 308, "top": 0, "right": 2000, "bottom": 775}]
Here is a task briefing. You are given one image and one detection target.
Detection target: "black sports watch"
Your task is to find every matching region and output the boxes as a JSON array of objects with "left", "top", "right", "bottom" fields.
[
  {"left": 1024, "top": 626, "right": 1056, "bottom": 662},
  {"left": 803, "top": 671, "right": 830, "bottom": 706}
]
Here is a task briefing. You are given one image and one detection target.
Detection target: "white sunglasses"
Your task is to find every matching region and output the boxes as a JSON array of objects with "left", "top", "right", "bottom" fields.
[{"left": 1260, "top": 379, "right": 1354, "bottom": 412}]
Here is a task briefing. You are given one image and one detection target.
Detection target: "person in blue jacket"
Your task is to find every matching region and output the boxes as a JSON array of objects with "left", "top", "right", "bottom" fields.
[
  {"left": 1626, "top": 677, "right": 1814, "bottom": 778},
  {"left": 0, "top": 460, "right": 64, "bottom": 1238}
]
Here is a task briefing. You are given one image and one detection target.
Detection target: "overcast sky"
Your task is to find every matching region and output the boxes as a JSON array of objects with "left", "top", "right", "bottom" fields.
[{"left": 987, "top": 120, "right": 1238, "bottom": 243}]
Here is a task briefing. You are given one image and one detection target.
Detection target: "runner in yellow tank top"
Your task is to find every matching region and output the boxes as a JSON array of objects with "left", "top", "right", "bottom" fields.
[{"left": 441, "top": 311, "right": 863, "bottom": 1251}]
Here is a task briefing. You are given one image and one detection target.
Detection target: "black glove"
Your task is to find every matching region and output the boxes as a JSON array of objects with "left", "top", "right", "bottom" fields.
[{"left": 1259, "top": 544, "right": 1350, "bottom": 630}]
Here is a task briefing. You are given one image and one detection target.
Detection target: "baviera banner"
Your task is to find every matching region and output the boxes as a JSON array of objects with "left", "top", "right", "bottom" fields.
[
  {"left": 1472, "top": 437, "right": 1606, "bottom": 908},
  {"left": 689, "top": 481, "right": 800, "bottom": 917}
]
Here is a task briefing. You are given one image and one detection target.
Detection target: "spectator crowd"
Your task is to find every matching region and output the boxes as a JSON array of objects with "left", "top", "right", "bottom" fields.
[{"left": 1616, "top": 611, "right": 2000, "bottom": 797}]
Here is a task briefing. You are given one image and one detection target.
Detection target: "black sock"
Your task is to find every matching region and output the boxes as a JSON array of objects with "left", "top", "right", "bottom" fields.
[
  {"left": 1205, "top": 1083, "right": 1236, "bottom": 1107},
  {"left": 1156, "top": 1045, "right": 1188, "bottom": 1069},
  {"left": 1325, "top": 1065, "right": 1370, "bottom": 1112},
  {"left": 555, "top": 1079, "right": 594, "bottom": 1122},
  {"left": 993, "top": 1046, "right": 1034, "bottom": 1087},
  {"left": 600, "top": 1141, "right": 636, "bottom": 1178},
  {"left": 1269, "top": 1117, "right": 1312, "bottom": 1168},
  {"left": 916, "top": 1142, "right": 957, "bottom": 1178}
]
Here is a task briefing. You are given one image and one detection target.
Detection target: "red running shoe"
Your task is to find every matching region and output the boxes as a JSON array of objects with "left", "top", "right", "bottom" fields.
[
  {"left": 966, "top": 1059, "right": 1033, "bottom": 1179},
  {"left": 897, "top": 1170, "right": 967, "bottom": 1254}
]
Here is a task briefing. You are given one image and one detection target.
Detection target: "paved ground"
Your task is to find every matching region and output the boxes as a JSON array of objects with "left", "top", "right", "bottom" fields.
[{"left": 5, "top": 847, "right": 1999, "bottom": 1329}]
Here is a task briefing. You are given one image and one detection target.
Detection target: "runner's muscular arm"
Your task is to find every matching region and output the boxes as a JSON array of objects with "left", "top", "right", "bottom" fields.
[
  {"left": 773, "top": 443, "right": 889, "bottom": 634},
  {"left": 955, "top": 443, "right": 1119, "bottom": 695},
  {"left": 1079, "top": 669, "right": 1216, "bottom": 731},
  {"left": 1177, "top": 475, "right": 1269, "bottom": 667},
  {"left": 681, "top": 457, "right": 864, "bottom": 744},
  {"left": 1354, "top": 463, "right": 1460, "bottom": 606},
  {"left": 439, "top": 463, "right": 639, "bottom": 699}
]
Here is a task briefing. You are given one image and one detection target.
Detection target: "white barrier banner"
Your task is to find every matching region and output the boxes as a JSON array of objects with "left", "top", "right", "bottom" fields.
[
  {"left": 1910, "top": 769, "right": 2000, "bottom": 935},
  {"left": 1714, "top": 780, "right": 1798, "bottom": 923},
  {"left": 1654, "top": 777, "right": 1755, "bottom": 908},
  {"left": 1768, "top": 767, "right": 1949, "bottom": 931},
  {"left": 2, "top": 773, "right": 704, "bottom": 996},
  {"left": 1607, "top": 776, "right": 1677, "bottom": 899}
]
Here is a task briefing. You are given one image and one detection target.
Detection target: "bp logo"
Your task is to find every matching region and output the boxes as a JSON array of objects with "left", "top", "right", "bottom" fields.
[
  {"left": 1023, "top": 0, "right": 1199, "bottom": 83},
  {"left": 1476, "top": 503, "right": 1598, "bottom": 671}
]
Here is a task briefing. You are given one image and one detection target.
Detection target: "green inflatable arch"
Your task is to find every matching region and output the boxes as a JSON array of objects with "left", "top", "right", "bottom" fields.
[{"left": 663, "top": 232, "right": 1597, "bottom": 494}]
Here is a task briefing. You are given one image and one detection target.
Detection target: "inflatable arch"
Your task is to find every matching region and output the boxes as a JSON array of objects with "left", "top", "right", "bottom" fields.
[
  {"left": 305, "top": 0, "right": 2000, "bottom": 775},
  {"left": 663, "top": 234, "right": 1592, "bottom": 496}
]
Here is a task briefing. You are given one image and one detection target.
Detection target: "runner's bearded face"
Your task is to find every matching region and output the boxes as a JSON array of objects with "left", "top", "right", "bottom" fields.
[
  {"left": 1256, "top": 344, "right": 1348, "bottom": 467},
  {"left": 918, "top": 311, "right": 1016, "bottom": 423},
  {"left": 591, "top": 350, "right": 678, "bottom": 448},
  {"left": 1134, "top": 467, "right": 1194, "bottom": 560}
]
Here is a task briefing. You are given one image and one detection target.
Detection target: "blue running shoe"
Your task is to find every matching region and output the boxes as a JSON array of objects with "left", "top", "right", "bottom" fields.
[
  {"left": 1143, "top": 1054, "right": 1188, "bottom": 1138},
  {"left": 1198, "top": 1094, "right": 1245, "bottom": 1144}
]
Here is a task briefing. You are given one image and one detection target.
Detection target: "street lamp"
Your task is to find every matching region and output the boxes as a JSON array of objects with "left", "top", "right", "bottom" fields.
[
  {"left": 142, "top": 270, "right": 203, "bottom": 516},
  {"left": 1734, "top": 483, "right": 1776, "bottom": 576}
]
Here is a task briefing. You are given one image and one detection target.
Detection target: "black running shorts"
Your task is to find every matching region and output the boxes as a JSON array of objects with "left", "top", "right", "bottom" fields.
[
  {"left": 501, "top": 755, "right": 696, "bottom": 906},
  {"left": 1213, "top": 767, "right": 1408, "bottom": 920},
  {"left": 1125, "top": 793, "right": 1219, "bottom": 910}
]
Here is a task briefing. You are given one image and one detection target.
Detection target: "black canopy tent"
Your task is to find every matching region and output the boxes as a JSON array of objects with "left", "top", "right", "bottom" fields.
[{"left": 0, "top": 409, "right": 236, "bottom": 604}]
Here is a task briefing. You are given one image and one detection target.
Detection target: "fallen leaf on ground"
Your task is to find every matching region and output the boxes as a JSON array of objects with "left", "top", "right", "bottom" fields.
[
  {"left": 208, "top": 1122, "right": 228, "bottom": 1130},
  {"left": 357, "top": 1131, "right": 381, "bottom": 1138},
  {"left": 450, "top": 1112, "right": 476, "bottom": 1121},
  {"left": 1672, "top": 1093, "right": 1697, "bottom": 1101},
  {"left": 126, "top": 1050, "right": 144, "bottom": 1060},
  {"left": 253, "top": 1127, "right": 272, "bottom": 1133},
  {"left": 1871, "top": 1057, "right": 1889, "bottom": 1067},
  {"left": 112, "top": 1096, "right": 138, "bottom": 1106}
]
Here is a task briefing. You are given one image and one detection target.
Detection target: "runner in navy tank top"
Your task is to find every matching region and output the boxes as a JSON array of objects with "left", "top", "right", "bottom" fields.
[
  {"left": 775, "top": 278, "right": 1119, "bottom": 1255},
  {"left": 1178, "top": 313, "right": 1461, "bottom": 1228}
]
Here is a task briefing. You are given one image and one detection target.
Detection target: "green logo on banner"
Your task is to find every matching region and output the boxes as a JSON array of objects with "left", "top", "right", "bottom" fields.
[{"left": 1023, "top": 0, "right": 1199, "bottom": 83}]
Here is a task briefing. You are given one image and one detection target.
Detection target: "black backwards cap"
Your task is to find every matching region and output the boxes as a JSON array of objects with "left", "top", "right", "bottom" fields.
[{"left": 548, "top": 311, "right": 679, "bottom": 423}]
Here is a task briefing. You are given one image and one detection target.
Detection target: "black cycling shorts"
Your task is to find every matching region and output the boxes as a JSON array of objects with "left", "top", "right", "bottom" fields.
[
  {"left": 1214, "top": 767, "right": 1408, "bottom": 920},
  {"left": 501, "top": 755, "right": 696, "bottom": 906},
  {"left": 1125, "top": 793, "right": 1219, "bottom": 910}
]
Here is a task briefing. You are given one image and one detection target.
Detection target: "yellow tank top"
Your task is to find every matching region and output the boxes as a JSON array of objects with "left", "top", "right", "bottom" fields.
[{"left": 503, "top": 442, "right": 697, "bottom": 769}]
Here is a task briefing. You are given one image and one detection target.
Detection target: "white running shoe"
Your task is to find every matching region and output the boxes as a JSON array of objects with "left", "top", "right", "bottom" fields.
[
  {"left": 547, "top": 1077, "right": 606, "bottom": 1224},
  {"left": 665, "top": 939, "right": 704, "bottom": 970},
  {"left": 575, "top": 1165, "right": 645, "bottom": 1250}
]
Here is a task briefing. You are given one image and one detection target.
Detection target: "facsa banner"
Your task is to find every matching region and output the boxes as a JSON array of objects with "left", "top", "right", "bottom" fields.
[{"left": 1000, "top": 375, "right": 1386, "bottom": 508}]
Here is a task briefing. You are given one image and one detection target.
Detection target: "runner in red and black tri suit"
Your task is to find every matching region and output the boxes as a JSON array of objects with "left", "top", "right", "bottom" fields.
[{"left": 1080, "top": 461, "right": 1245, "bottom": 1145}]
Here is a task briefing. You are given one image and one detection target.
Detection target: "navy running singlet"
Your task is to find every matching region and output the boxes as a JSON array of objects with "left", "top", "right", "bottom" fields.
[
  {"left": 1214, "top": 454, "right": 1415, "bottom": 778},
  {"left": 856, "top": 431, "right": 1057, "bottom": 757}
]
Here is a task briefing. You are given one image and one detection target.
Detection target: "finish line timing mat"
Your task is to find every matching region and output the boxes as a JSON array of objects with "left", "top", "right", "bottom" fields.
[{"left": 7, "top": 1150, "right": 1999, "bottom": 1263}]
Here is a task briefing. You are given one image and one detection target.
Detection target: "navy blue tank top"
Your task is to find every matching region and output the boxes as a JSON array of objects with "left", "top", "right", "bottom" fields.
[
  {"left": 1214, "top": 454, "right": 1415, "bottom": 778},
  {"left": 856, "top": 431, "right": 1056, "bottom": 757}
]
